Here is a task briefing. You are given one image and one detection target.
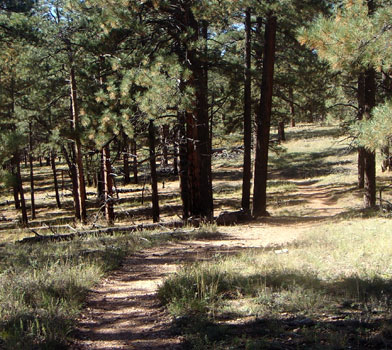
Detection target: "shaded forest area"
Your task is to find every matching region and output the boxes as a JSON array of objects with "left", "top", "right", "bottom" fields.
[
  {"left": 2, "top": 1, "right": 392, "bottom": 349},
  {"left": 2, "top": 0, "right": 392, "bottom": 231}
]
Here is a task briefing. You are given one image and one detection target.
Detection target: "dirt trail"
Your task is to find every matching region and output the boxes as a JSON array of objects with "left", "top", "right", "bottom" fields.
[{"left": 73, "top": 181, "right": 344, "bottom": 350}]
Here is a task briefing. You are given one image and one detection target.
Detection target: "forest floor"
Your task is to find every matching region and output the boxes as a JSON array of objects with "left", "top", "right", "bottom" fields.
[
  {"left": 2, "top": 124, "right": 392, "bottom": 350},
  {"left": 70, "top": 124, "right": 392, "bottom": 350}
]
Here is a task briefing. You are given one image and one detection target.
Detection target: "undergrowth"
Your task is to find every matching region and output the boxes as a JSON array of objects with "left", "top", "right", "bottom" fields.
[
  {"left": 158, "top": 219, "right": 392, "bottom": 349},
  {"left": 0, "top": 232, "right": 156, "bottom": 349}
]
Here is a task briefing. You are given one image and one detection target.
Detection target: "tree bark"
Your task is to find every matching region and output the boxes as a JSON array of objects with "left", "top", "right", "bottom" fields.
[
  {"left": 357, "top": 73, "right": 365, "bottom": 189},
  {"left": 15, "top": 153, "right": 28, "bottom": 226},
  {"left": 148, "top": 120, "right": 160, "bottom": 223},
  {"left": 178, "top": 110, "right": 190, "bottom": 219},
  {"left": 51, "top": 151, "right": 61, "bottom": 209},
  {"left": 241, "top": 7, "right": 252, "bottom": 212},
  {"left": 69, "top": 56, "right": 87, "bottom": 222},
  {"left": 278, "top": 121, "right": 286, "bottom": 142},
  {"left": 363, "top": 68, "right": 376, "bottom": 208},
  {"left": 289, "top": 87, "right": 296, "bottom": 127},
  {"left": 29, "top": 122, "right": 36, "bottom": 219},
  {"left": 252, "top": 12, "right": 277, "bottom": 218},
  {"left": 62, "top": 145, "right": 81, "bottom": 220},
  {"left": 103, "top": 145, "right": 114, "bottom": 224},
  {"left": 131, "top": 139, "right": 138, "bottom": 184},
  {"left": 363, "top": 0, "right": 376, "bottom": 208},
  {"left": 186, "top": 14, "right": 213, "bottom": 220}
]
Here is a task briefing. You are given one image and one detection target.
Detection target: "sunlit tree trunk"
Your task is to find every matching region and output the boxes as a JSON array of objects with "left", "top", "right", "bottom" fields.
[
  {"left": 149, "top": 120, "right": 160, "bottom": 222},
  {"left": 253, "top": 12, "right": 277, "bottom": 217},
  {"left": 241, "top": 7, "right": 252, "bottom": 212}
]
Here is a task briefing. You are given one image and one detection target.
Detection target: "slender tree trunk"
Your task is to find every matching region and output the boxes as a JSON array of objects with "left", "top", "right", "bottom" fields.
[
  {"left": 357, "top": 73, "right": 366, "bottom": 189},
  {"left": 51, "top": 151, "right": 61, "bottom": 209},
  {"left": 131, "top": 139, "right": 138, "bottom": 184},
  {"left": 69, "top": 62, "right": 87, "bottom": 222},
  {"left": 241, "top": 7, "right": 252, "bottom": 212},
  {"left": 289, "top": 87, "right": 296, "bottom": 127},
  {"left": 28, "top": 122, "right": 36, "bottom": 219},
  {"left": 173, "top": 133, "right": 179, "bottom": 176},
  {"left": 363, "top": 0, "right": 376, "bottom": 208},
  {"left": 253, "top": 12, "right": 277, "bottom": 218},
  {"left": 103, "top": 145, "right": 114, "bottom": 224},
  {"left": 62, "top": 145, "right": 81, "bottom": 220},
  {"left": 12, "top": 178, "right": 20, "bottom": 210},
  {"left": 178, "top": 110, "right": 190, "bottom": 219},
  {"left": 15, "top": 153, "right": 28, "bottom": 226},
  {"left": 148, "top": 120, "right": 160, "bottom": 223},
  {"left": 278, "top": 121, "right": 285, "bottom": 142},
  {"left": 97, "top": 153, "right": 104, "bottom": 203},
  {"left": 363, "top": 67, "right": 376, "bottom": 208}
]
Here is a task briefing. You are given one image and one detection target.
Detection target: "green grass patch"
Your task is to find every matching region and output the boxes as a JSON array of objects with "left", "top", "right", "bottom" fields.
[
  {"left": 0, "top": 232, "right": 159, "bottom": 349},
  {"left": 158, "top": 219, "right": 392, "bottom": 349}
]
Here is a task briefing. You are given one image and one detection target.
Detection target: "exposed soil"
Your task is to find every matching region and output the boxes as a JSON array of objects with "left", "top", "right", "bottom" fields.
[{"left": 72, "top": 180, "right": 348, "bottom": 350}]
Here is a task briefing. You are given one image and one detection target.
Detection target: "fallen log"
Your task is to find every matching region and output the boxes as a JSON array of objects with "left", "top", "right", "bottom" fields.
[{"left": 17, "top": 221, "right": 185, "bottom": 244}]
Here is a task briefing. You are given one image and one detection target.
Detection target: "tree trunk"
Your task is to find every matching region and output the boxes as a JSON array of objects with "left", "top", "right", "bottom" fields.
[
  {"left": 252, "top": 12, "right": 277, "bottom": 218},
  {"left": 178, "top": 110, "right": 190, "bottom": 219},
  {"left": 173, "top": 133, "right": 179, "bottom": 176},
  {"left": 363, "top": 0, "right": 376, "bottom": 208},
  {"left": 103, "top": 145, "right": 114, "bottom": 224},
  {"left": 51, "top": 151, "right": 61, "bottom": 209},
  {"left": 62, "top": 145, "right": 81, "bottom": 220},
  {"left": 12, "top": 177, "right": 20, "bottom": 210},
  {"left": 186, "top": 15, "right": 213, "bottom": 220},
  {"left": 131, "top": 139, "right": 138, "bottom": 184},
  {"left": 278, "top": 121, "right": 285, "bottom": 142},
  {"left": 69, "top": 62, "right": 87, "bottom": 222},
  {"left": 15, "top": 153, "right": 28, "bottom": 226},
  {"left": 357, "top": 73, "right": 365, "bottom": 188},
  {"left": 363, "top": 67, "right": 376, "bottom": 208},
  {"left": 241, "top": 7, "right": 252, "bottom": 212},
  {"left": 289, "top": 87, "right": 296, "bottom": 127},
  {"left": 29, "top": 122, "right": 36, "bottom": 219},
  {"left": 148, "top": 120, "right": 160, "bottom": 223}
]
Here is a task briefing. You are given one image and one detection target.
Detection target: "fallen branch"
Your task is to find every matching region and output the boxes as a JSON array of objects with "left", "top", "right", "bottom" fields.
[{"left": 17, "top": 221, "right": 185, "bottom": 244}]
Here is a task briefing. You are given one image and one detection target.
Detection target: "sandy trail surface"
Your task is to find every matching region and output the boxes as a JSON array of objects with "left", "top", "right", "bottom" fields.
[{"left": 73, "top": 181, "right": 343, "bottom": 350}]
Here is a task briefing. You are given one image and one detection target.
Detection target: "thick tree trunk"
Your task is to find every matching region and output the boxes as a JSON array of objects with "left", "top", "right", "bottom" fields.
[
  {"left": 29, "top": 122, "right": 36, "bottom": 219},
  {"left": 51, "top": 151, "right": 61, "bottom": 209},
  {"left": 103, "top": 145, "right": 114, "bottom": 224},
  {"left": 148, "top": 120, "right": 160, "bottom": 223},
  {"left": 241, "top": 7, "right": 252, "bottom": 212},
  {"left": 186, "top": 15, "right": 213, "bottom": 220},
  {"left": 252, "top": 12, "right": 277, "bottom": 218},
  {"left": 357, "top": 74, "right": 365, "bottom": 188},
  {"left": 15, "top": 153, "right": 28, "bottom": 226},
  {"left": 363, "top": 68, "right": 376, "bottom": 208},
  {"left": 131, "top": 139, "right": 138, "bottom": 184}
]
